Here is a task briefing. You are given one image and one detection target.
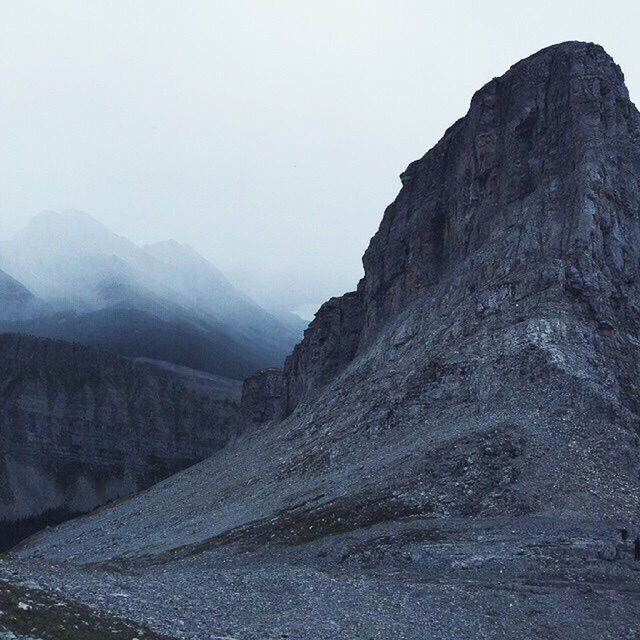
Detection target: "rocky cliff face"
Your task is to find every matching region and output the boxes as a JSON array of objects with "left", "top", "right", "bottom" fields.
[
  {"left": 240, "top": 368, "right": 283, "bottom": 426},
  {"left": 6, "top": 42, "right": 640, "bottom": 639},
  {"left": 0, "top": 333, "right": 240, "bottom": 550},
  {"left": 283, "top": 41, "right": 640, "bottom": 415},
  {"left": 282, "top": 292, "right": 362, "bottom": 415}
]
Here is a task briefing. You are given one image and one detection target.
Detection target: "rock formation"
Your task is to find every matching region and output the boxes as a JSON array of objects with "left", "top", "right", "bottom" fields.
[
  {"left": 241, "top": 368, "right": 283, "bottom": 426},
  {"left": 3, "top": 42, "right": 640, "bottom": 639},
  {"left": 283, "top": 40, "right": 640, "bottom": 421},
  {"left": 0, "top": 333, "right": 241, "bottom": 550},
  {"left": 282, "top": 291, "right": 362, "bottom": 415}
]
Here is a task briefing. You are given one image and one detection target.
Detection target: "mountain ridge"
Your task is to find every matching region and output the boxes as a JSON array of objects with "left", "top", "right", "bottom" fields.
[
  {"left": 0, "top": 332, "right": 242, "bottom": 551},
  {"left": 0, "top": 268, "right": 50, "bottom": 322},
  {"left": 0, "top": 210, "right": 304, "bottom": 377}
]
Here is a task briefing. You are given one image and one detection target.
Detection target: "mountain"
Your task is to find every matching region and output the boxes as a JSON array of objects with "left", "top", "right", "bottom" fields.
[
  {"left": 0, "top": 269, "right": 49, "bottom": 321},
  {"left": 0, "top": 333, "right": 242, "bottom": 552},
  {"left": 0, "top": 307, "right": 285, "bottom": 381},
  {"left": 142, "top": 239, "right": 306, "bottom": 353},
  {"left": 0, "top": 211, "right": 303, "bottom": 378},
  {"left": 4, "top": 42, "right": 640, "bottom": 639},
  {"left": 0, "top": 209, "right": 153, "bottom": 309},
  {"left": 0, "top": 269, "right": 33, "bottom": 311}
]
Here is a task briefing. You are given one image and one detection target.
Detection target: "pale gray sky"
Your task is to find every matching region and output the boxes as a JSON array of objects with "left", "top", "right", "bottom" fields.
[{"left": 1, "top": 1, "right": 639, "bottom": 315}]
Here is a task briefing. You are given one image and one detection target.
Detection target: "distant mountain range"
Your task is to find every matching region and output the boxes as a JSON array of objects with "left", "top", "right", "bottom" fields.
[
  {"left": 0, "top": 268, "right": 50, "bottom": 321},
  {"left": 0, "top": 210, "right": 305, "bottom": 379}
]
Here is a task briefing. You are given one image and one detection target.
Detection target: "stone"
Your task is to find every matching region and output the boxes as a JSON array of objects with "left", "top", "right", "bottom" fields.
[{"left": 241, "top": 368, "right": 283, "bottom": 426}]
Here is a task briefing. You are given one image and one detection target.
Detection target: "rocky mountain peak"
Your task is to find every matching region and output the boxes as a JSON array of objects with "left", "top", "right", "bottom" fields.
[
  {"left": 283, "top": 41, "right": 640, "bottom": 414},
  {"left": 362, "top": 40, "right": 637, "bottom": 329}
]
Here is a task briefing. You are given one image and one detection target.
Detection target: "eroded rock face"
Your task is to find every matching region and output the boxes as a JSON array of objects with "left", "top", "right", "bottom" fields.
[
  {"left": 0, "top": 333, "right": 240, "bottom": 549},
  {"left": 241, "top": 368, "right": 283, "bottom": 426},
  {"left": 283, "top": 41, "right": 640, "bottom": 414},
  {"left": 282, "top": 292, "right": 363, "bottom": 415}
]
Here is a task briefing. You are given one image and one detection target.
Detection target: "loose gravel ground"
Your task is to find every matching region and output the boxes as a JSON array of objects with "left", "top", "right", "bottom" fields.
[{"left": 3, "top": 516, "right": 640, "bottom": 640}]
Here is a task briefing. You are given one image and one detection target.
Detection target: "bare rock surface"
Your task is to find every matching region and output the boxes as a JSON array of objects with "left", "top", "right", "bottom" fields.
[
  {"left": 0, "top": 333, "right": 241, "bottom": 551},
  {"left": 4, "top": 42, "right": 640, "bottom": 639},
  {"left": 241, "top": 368, "right": 283, "bottom": 426}
]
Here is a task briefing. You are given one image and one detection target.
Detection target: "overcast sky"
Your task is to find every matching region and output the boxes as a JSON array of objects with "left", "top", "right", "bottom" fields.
[{"left": 1, "top": 1, "right": 639, "bottom": 316}]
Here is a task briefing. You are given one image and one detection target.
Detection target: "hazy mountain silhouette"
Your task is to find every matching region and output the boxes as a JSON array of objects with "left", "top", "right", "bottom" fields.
[
  {"left": 0, "top": 268, "right": 50, "bottom": 321},
  {"left": 0, "top": 210, "right": 303, "bottom": 378}
]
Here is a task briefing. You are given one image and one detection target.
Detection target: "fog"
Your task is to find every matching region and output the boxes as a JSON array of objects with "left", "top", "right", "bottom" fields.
[{"left": 1, "top": 1, "right": 639, "bottom": 318}]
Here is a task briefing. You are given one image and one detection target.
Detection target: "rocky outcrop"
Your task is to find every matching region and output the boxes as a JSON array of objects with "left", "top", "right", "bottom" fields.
[
  {"left": 361, "top": 42, "right": 640, "bottom": 336},
  {"left": 241, "top": 368, "right": 282, "bottom": 426},
  {"left": 0, "top": 333, "right": 241, "bottom": 550},
  {"left": 283, "top": 41, "right": 640, "bottom": 415},
  {"left": 282, "top": 292, "right": 363, "bottom": 415}
]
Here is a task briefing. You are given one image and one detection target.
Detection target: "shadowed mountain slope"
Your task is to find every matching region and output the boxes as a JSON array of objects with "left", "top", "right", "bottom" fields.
[
  {"left": 0, "top": 212, "right": 303, "bottom": 378},
  {"left": 0, "top": 269, "right": 50, "bottom": 322},
  {"left": 6, "top": 42, "right": 640, "bottom": 640},
  {"left": 0, "top": 333, "right": 241, "bottom": 552},
  {"left": 0, "top": 306, "right": 276, "bottom": 381}
]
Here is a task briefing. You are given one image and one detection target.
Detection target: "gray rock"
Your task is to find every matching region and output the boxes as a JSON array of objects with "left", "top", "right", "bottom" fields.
[
  {"left": 0, "top": 333, "right": 241, "bottom": 549},
  {"left": 241, "top": 368, "right": 283, "bottom": 426},
  {"left": 283, "top": 41, "right": 640, "bottom": 418},
  {"left": 282, "top": 291, "right": 362, "bottom": 416}
]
